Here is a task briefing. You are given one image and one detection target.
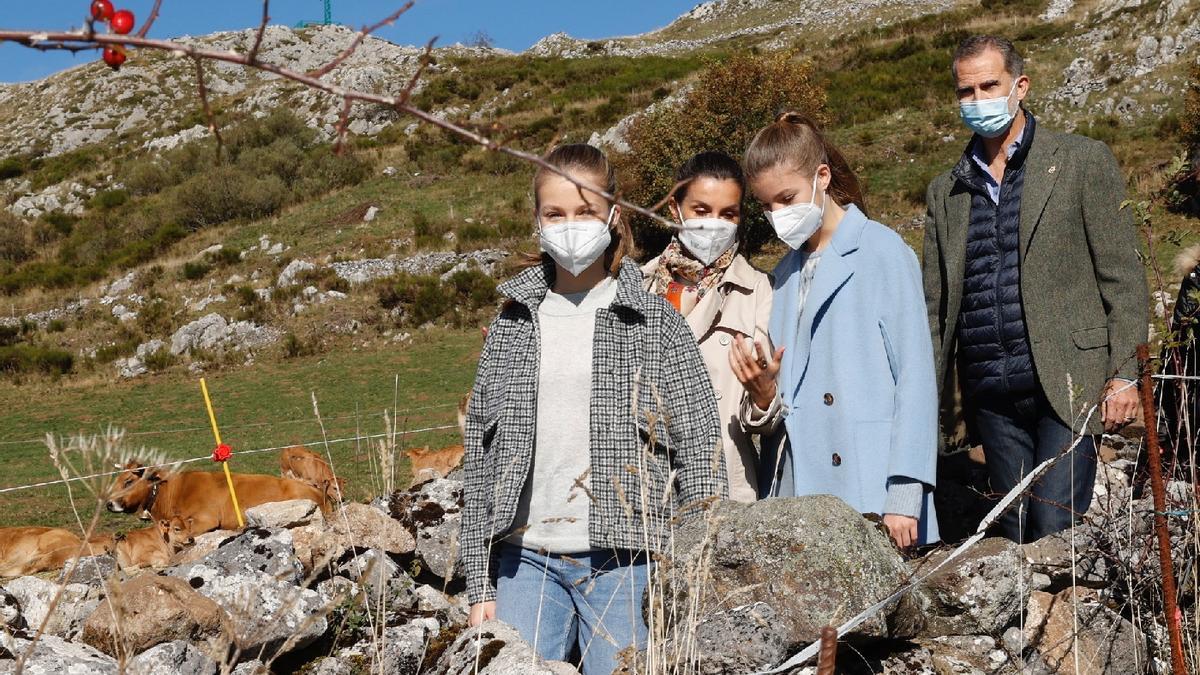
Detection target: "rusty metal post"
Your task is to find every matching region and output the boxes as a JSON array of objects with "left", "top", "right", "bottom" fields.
[
  {"left": 815, "top": 626, "right": 837, "bottom": 675},
  {"left": 1137, "top": 343, "right": 1188, "bottom": 675}
]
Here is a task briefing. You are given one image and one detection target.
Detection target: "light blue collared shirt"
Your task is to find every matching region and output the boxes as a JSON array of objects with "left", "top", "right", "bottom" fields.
[{"left": 970, "top": 125, "right": 1025, "bottom": 205}]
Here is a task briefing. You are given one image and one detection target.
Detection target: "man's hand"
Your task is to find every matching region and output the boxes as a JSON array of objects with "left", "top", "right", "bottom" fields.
[
  {"left": 883, "top": 514, "right": 918, "bottom": 549},
  {"left": 468, "top": 601, "right": 496, "bottom": 627},
  {"left": 729, "top": 335, "right": 785, "bottom": 410},
  {"left": 1101, "top": 378, "right": 1140, "bottom": 433}
]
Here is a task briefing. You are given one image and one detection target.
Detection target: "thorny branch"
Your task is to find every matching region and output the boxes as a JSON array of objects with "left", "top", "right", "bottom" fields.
[
  {"left": 246, "top": 0, "right": 270, "bottom": 64},
  {"left": 0, "top": 20, "right": 679, "bottom": 228},
  {"left": 134, "top": 0, "right": 163, "bottom": 39},
  {"left": 306, "top": 1, "right": 415, "bottom": 78},
  {"left": 192, "top": 57, "right": 224, "bottom": 162}
]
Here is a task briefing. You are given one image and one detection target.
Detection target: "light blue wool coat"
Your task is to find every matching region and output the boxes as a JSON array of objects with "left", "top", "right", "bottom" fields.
[{"left": 762, "top": 204, "right": 940, "bottom": 543}]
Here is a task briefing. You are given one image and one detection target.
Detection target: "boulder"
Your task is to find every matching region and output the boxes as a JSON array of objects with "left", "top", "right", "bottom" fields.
[
  {"left": 244, "top": 499, "right": 324, "bottom": 529},
  {"left": 0, "top": 632, "right": 117, "bottom": 674},
  {"left": 913, "top": 537, "right": 1029, "bottom": 636},
  {"left": 165, "top": 527, "right": 302, "bottom": 585},
  {"left": 339, "top": 619, "right": 439, "bottom": 674},
  {"left": 306, "top": 656, "right": 355, "bottom": 675},
  {"left": 0, "top": 587, "right": 23, "bottom": 629},
  {"left": 336, "top": 502, "right": 416, "bottom": 555},
  {"left": 170, "top": 530, "right": 238, "bottom": 567},
  {"left": 336, "top": 548, "right": 400, "bottom": 592},
  {"left": 178, "top": 569, "right": 327, "bottom": 659},
  {"left": 1024, "top": 588, "right": 1148, "bottom": 674},
  {"left": 669, "top": 602, "right": 791, "bottom": 674},
  {"left": 665, "top": 495, "right": 920, "bottom": 652},
  {"left": 429, "top": 620, "right": 577, "bottom": 674},
  {"left": 80, "top": 574, "right": 230, "bottom": 657},
  {"left": 277, "top": 259, "right": 316, "bottom": 288},
  {"left": 57, "top": 555, "right": 117, "bottom": 588},
  {"left": 389, "top": 478, "right": 463, "bottom": 581},
  {"left": 126, "top": 640, "right": 219, "bottom": 675},
  {"left": 1, "top": 576, "right": 100, "bottom": 638}
]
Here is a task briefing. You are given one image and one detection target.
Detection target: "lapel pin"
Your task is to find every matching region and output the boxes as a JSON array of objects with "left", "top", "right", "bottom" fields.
[{"left": 1048, "top": 166, "right": 1057, "bottom": 174}]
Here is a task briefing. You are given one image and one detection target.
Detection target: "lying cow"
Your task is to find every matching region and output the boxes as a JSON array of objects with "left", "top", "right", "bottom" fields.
[
  {"left": 88, "top": 516, "right": 195, "bottom": 569},
  {"left": 107, "top": 463, "right": 327, "bottom": 535},
  {"left": 279, "top": 446, "right": 346, "bottom": 502},
  {"left": 0, "top": 527, "right": 95, "bottom": 577},
  {"left": 405, "top": 444, "right": 465, "bottom": 487}
]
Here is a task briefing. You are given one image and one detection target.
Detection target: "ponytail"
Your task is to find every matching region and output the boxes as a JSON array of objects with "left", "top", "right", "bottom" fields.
[{"left": 744, "top": 111, "right": 867, "bottom": 216}]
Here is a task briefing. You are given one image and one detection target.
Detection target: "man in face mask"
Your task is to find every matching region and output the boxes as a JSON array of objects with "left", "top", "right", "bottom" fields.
[{"left": 922, "top": 35, "right": 1148, "bottom": 543}]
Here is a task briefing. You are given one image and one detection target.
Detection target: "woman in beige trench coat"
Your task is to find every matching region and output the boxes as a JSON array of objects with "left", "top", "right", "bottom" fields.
[{"left": 643, "top": 151, "right": 776, "bottom": 502}]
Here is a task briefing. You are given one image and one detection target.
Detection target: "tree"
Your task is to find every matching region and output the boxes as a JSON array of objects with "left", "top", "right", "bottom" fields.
[{"left": 615, "top": 51, "right": 827, "bottom": 256}]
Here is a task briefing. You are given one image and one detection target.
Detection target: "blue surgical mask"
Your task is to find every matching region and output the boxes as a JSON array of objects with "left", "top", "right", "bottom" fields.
[{"left": 959, "top": 81, "right": 1019, "bottom": 138}]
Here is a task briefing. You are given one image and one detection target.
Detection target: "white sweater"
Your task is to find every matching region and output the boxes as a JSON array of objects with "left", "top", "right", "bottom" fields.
[{"left": 505, "top": 277, "right": 617, "bottom": 553}]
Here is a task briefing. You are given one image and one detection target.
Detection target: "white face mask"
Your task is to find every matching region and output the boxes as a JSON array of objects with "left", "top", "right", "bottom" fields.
[
  {"left": 766, "top": 173, "right": 826, "bottom": 250},
  {"left": 538, "top": 207, "right": 615, "bottom": 277},
  {"left": 677, "top": 216, "right": 738, "bottom": 266}
]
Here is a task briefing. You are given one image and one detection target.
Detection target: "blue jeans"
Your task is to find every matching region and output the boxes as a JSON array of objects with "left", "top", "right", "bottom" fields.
[
  {"left": 969, "top": 391, "right": 1097, "bottom": 543},
  {"left": 496, "top": 544, "right": 651, "bottom": 675}
]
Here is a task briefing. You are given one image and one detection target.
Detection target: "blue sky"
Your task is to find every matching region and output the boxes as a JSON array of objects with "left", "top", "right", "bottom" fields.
[{"left": 0, "top": 1, "right": 700, "bottom": 83}]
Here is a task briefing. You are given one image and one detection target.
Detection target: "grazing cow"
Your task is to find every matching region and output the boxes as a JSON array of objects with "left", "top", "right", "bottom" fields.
[
  {"left": 0, "top": 527, "right": 93, "bottom": 577},
  {"left": 88, "top": 516, "right": 195, "bottom": 569},
  {"left": 106, "top": 463, "right": 327, "bottom": 535},
  {"left": 279, "top": 446, "right": 346, "bottom": 502}
]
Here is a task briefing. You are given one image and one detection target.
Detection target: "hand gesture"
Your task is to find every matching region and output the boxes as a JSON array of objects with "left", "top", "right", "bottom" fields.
[{"left": 728, "top": 335, "right": 784, "bottom": 410}]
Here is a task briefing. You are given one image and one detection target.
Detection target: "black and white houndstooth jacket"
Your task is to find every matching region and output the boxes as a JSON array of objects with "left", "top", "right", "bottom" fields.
[{"left": 459, "top": 257, "right": 727, "bottom": 604}]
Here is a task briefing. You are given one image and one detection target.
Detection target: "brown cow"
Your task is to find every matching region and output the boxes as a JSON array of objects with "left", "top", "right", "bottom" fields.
[
  {"left": 404, "top": 393, "right": 469, "bottom": 486},
  {"left": 405, "top": 444, "right": 465, "bottom": 487},
  {"left": 0, "top": 527, "right": 94, "bottom": 577},
  {"left": 88, "top": 516, "right": 195, "bottom": 569},
  {"left": 279, "top": 446, "right": 346, "bottom": 502},
  {"left": 106, "top": 463, "right": 327, "bottom": 535}
]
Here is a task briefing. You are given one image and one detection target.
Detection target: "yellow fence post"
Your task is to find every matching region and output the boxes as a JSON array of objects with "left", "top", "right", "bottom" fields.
[{"left": 200, "top": 378, "right": 245, "bottom": 528}]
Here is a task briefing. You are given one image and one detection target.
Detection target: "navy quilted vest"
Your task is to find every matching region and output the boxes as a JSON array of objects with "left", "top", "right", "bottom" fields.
[{"left": 955, "top": 113, "right": 1037, "bottom": 398}]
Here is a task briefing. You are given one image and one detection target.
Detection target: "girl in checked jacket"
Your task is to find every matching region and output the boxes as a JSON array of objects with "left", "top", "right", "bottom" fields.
[{"left": 459, "top": 143, "right": 726, "bottom": 674}]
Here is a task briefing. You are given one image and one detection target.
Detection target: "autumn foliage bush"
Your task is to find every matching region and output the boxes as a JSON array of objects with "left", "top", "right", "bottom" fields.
[{"left": 615, "top": 51, "right": 827, "bottom": 256}]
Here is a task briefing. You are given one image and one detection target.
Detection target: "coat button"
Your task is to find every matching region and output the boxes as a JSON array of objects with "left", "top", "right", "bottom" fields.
[
  {"left": 823, "top": 393, "right": 834, "bottom": 406},
  {"left": 831, "top": 453, "right": 842, "bottom": 467},
  {"left": 715, "top": 391, "right": 723, "bottom": 401},
  {"left": 719, "top": 334, "right": 731, "bottom": 346}
]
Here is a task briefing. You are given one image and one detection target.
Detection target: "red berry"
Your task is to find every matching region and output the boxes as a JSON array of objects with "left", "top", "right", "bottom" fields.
[
  {"left": 111, "top": 9, "right": 135, "bottom": 35},
  {"left": 102, "top": 45, "right": 127, "bottom": 70},
  {"left": 90, "top": 0, "right": 114, "bottom": 21}
]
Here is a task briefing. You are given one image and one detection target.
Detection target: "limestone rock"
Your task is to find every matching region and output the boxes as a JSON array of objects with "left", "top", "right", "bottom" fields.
[{"left": 80, "top": 575, "right": 230, "bottom": 657}]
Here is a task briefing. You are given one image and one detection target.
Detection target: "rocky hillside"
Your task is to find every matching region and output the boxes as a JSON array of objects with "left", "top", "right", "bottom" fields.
[{"left": 0, "top": 0, "right": 1197, "bottom": 388}]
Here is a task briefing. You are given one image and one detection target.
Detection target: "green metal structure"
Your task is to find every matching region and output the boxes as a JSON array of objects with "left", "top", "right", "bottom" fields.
[{"left": 295, "top": 0, "right": 333, "bottom": 28}]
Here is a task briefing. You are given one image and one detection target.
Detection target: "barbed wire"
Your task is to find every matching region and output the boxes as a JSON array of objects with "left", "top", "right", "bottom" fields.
[
  {"left": 0, "top": 402, "right": 458, "bottom": 447},
  {"left": 0, "top": 422, "right": 459, "bottom": 495}
]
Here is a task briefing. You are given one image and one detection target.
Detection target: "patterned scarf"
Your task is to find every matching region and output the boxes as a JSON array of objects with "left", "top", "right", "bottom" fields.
[{"left": 650, "top": 238, "right": 738, "bottom": 300}]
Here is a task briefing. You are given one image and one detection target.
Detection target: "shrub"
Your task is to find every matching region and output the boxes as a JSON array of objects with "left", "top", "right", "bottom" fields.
[
  {"left": 40, "top": 211, "right": 78, "bottom": 237},
  {"left": 143, "top": 346, "right": 175, "bottom": 372},
  {"left": 181, "top": 261, "right": 212, "bottom": 280},
  {"left": 377, "top": 273, "right": 449, "bottom": 327},
  {"left": 172, "top": 166, "right": 289, "bottom": 229},
  {"left": 0, "top": 156, "right": 25, "bottom": 180},
  {"left": 88, "top": 189, "right": 129, "bottom": 211},
  {"left": 616, "top": 52, "right": 827, "bottom": 256},
  {"left": 0, "top": 214, "right": 32, "bottom": 264},
  {"left": 1184, "top": 64, "right": 1200, "bottom": 151},
  {"left": 0, "top": 344, "right": 73, "bottom": 375}
]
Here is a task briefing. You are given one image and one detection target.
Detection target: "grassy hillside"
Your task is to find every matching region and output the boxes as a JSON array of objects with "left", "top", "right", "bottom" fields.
[{"left": 0, "top": 0, "right": 1197, "bottom": 528}]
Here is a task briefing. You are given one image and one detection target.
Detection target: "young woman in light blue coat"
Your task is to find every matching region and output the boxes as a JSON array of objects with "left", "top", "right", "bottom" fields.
[{"left": 730, "top": 112, "right": 940, "bottom": 546}]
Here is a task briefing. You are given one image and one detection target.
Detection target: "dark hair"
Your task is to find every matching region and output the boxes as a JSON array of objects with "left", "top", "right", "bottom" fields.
[
  {"left": 952, "top": 35, "right": 1025, "bottom": 80},
  {"left": 671, "top": 151, "right": 746, "bottom": 204},
  {"left": 530, "top": 143, "right": 634, "bottom": 273},
  {"left": 743, "top": 111, "right": 867, "bottom": 215}
]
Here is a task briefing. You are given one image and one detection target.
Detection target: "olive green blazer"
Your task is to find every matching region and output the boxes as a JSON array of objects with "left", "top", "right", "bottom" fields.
[{"left": 923, "top": 124, "right": 1149, "bottom": 435}]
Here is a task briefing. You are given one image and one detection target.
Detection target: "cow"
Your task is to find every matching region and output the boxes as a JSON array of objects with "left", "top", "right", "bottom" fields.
[
  {"left": 0, "top": 527, "right": 94, "bottom": 577},
  {"left": 404, "top": 444, "right": 465, "bottom": 487},
  {"left": 88, "top": 516, "right": 195, "bottom": 569},
  {"left": 106, "top": 463, "right": 327, "bottom": 535},
  {"left": 279, "top": 446, "right": 346, "bottom": 502},
  {"left": 403, "top": 393, "right": 469, "bottom": 487}
]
